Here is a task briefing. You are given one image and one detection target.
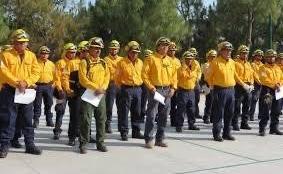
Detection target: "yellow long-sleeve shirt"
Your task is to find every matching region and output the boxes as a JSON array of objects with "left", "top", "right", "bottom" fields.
[
  {"left": 142, "top": 52, "right": 177, "bottom": 90},
  {"left": 61, "top": 57, "right": 81, "bottom": 91},
  {"left": 235, "top": 59, "right": 254, "bottom": 86},
  {"left": 54, "top": 57, "right": 71, "bottom": 91},
  {"left": 177, "top": 63, "right": 198, "bottom": 90},
  {"left": 115, "top": 57, "right": 143, "bottom": 86},
  {"left": 104, "top": 55, "right": 123, "bottom": 81},
  {"left": 259, "top": 63, "right": 283, "bottom": 89},
  {"left": 0, "top": 48, "right": 40, "bottom": 88},
  {"left": 251, "top": 60, "right": 263, "bottom": 84},
  {"left": 201, "top": 60, "right": 212, "bottom": 82},
  {"left": 79, "top": 56, "right": 110, "bottom": 91},
  {"left": 208, "top": 56, "right": 237, "bottom": 87},
  {"left": 193, "top": 60, "right": 202, "bottom": 80},
  {"left": 37, "top": 59, "right": 55, "bottom": 84}
]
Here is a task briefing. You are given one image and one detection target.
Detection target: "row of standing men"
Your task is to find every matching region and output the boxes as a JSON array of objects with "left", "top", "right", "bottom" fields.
[{"left": 0, "top": 29, "right": 282, "bottom": 158}]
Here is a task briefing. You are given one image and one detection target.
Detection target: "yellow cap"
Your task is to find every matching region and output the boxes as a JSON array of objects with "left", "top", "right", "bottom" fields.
[
  {"left": 156, "top": 37, "right": 170, "bottom": 47},
  {"left": 39, "top": 46, "right": 50, "bottom": 54},
  {"left": 78, "top": 41, "right": 89, "bottom": 52},
  {"left": 182, "top": 51, "right": 195, "bottom": 59},
  {"left": 237, "top": 45, "right": 249, "bottom": 53},
  {"left": 217, "top": 41, "right": 233, "bottom": 51},
  {"left": 64, "top": 43, "right": 77, "bottom": 52},
  {"left": 206, "top": 49, "right": 217, "bottom": 58},
  {"left": 88, "top": 37, "right": 104, "bottom": 48},
  {"left": 125, "top": 41, "right": 141, "bottom": 53},
  {"left": 109, "top": 40, "right": 120, "bottom": 49},
  {"left": 265, "top": 49, "right": 277, "bottom": 58},
  {"left": 11, "top": 29, "right": 30, "bottom": 42}
]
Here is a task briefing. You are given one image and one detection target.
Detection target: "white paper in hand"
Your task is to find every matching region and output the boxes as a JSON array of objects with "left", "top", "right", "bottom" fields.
[
  {"left": 275, "top": 86, "right": 283, "bottom": 100},
  {"left": 154, "top": 91, "right": 165, "bottom": 105},
  {"left": 14, "top": 88, "right": 37, "bottom": 104},
  {"left": 81, "top": 89, "right": 104, "bottom": 107}
]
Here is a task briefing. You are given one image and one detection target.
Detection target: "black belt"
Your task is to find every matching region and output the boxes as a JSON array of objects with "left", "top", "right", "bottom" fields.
[
  {"left": 178, "top": 87, "right": 194, "bottom": 92},
  {"left": 155, "top": 86, "right": 170, "bottom": 89},
  {"left": 36, "top": 82, "right": 53, "bottom": 85},
  {"left": 214, "top": 85, "right": 234, "bottom": 90},
  {"left": 121, "top": 85, "right": 141, "bottom": 88}
]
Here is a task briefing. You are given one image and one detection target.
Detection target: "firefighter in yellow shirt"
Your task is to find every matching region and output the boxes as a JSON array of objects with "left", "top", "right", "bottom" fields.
[
  {"left": 79, "top": 37, "right": 110, "bottom": 153},
  {"left": 104, "top": 40, "right": 123, "bottom": 134},
  {"left": 276, "top": 53, "right": 283, "bottom": 116},
  {"left": 115, "top": 41, "right": 144, "bottom": 141},
  {"left": 53, "top": 43, "right": 77, "bottom": 140},
  {"left": 249, "top": 49, "right": 264, "bottom": 121},
  {"left": 202, "top": 49, "right": 217, "bottom": 124},
  {"left": 141, "top": 49, "right": 153, "bottom": 121},
  {"left": 207, "top": 41, "right": 236, "bottom": 142},
  {"left": 33, "top": 46, "right": 55, "bottom": 128},
  {"left": 232, "top": 45, "right": 254, "bottom": 131},
  {"left": 0, "top": 29, "right": 41, "bottom": 158},
  {"left": 168, "top": 42, "right": 181, "bottom": 127},
  {"left": 142, "top": 37, "right": 177, "bottom": 148},
  {"left": 61, "top": 41, "right": 88, "bottom": 146},
  {"left": 175, "top": 51, "right": 199, "bottom": 132},
  {"left": 258, "top": 49, "right": 283, "bottom": 136}
]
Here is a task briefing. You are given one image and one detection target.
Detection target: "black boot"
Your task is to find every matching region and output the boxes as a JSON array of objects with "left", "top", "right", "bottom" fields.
[
  {"left": 89, "top": 136, "right": 96, "bottom": 143},
  {"left": 176, "top": 127, "right": 182, "bottom": 133},
  {"left": 121, "top": 132, "right": 128, "bottom": 141},
  {"left": 97, "top": 144, "right": 108, "bottom": 152},
  {"left": 259, "top": 128, "right": 266, "bottom": 136},
  {"left": 68, "top": 139, "right": 76, "bottom": 146},
  {"left": 11, "top": 140, "right": 23, "bottom": 148},
  {"left": 25, "top": 145, "right": 42, "bottom": 155},
  {"left": 232, "top": 124, "right": 240, "bottom": 131},
  {"left": 240, "top": 122, "right": 252, "bottom": 130},
  {"left": 105, "top": 123, "right": 113, "bottom": 134},
  {"left": 188, "top": 124, "right": 200, "bottom": 130},
  {"left": 46, "top": 120, "right": 55, "bottom": 127},
  {"left": 132, "top": 130, "right": 144, "bottom": 139},
  {"left": 0, "top": 145, "right": 9, "bottom": 158},
  {"left": 222, "top": 134, "right": 235, "bottom": 141},
  {"left": 269, "top": 129, "right": 283, "bottom": 135},
  {"left": 79, "top": 144, "right": 87, "bottom": 154}
]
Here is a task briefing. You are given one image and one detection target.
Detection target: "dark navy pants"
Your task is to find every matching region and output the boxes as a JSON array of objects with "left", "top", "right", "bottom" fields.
[
  {"left": 67, "top": 95, "right": 81, "bottom": 139},
  {"left": 33, "top": 84, "right": 54, "bottom": 123},
  {"left": 144, "top": 87, "right": 171, "bottom": 142},
  {"left": 212, "top": 86, "right": 235, "bottom": 137},
  {"left": 203, "top": 90, "right": 214, "bottom": 122},
  {"left": 53, "top": 94, "right": 67, "bottom": 134},
  {"left": 170, "top": 92, "right": 178, "bottom": 127},
  {"left": 118, "top": 86, "right": 142, "bottom": 133},
  {"left": 106, "top": 81, "right": 119, "bottom": 125},
  {"left": 232, "top": 84, "right": 252, "bottom": 126},
  {"left": 259, "top": 86, "right": 281, "bottom": 130},
  {"left": 141, "top": 84, "right": 148, "bottom": 122},
  {"left": 249, "top": 83, "right": 261, "bottom": 120},
  {"left": 0, "top": 86, "right": 35, "bottom": 147},
  {"left": 194, "top": 83, "right": 201, "bottom": 118},
  {"left": 175, "top": 89, "right": 195, "bottom": 127}
]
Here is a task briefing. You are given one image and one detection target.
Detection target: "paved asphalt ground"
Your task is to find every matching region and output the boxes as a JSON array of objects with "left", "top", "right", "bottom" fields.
[{"left": 1, "top": 95, "right": 283, "bottom": 174}]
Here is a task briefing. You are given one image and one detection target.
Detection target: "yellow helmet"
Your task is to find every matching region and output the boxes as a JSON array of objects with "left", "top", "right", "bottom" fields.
[
  {"left": 10, "top": 29, "right": 30, "bottom": 42},
  {"left": 217, "top": 41, "right": 233, "bottom": 51},
  {"left": 78, "top": 41, "right": 89, "bottom": 52},
  {"left": 109, "top": 40, "right": 120, "bottom": 49},
  {"left": 252, "top": 49, "right": 264, "bottom": 57},
  {"left": 265, "top": 49, "right": 277, "bottom": 58},
  {"left": 206, "top": 49, "right": 217, "bottom": 58},
  {"left": 64, "top": 43, "right": 77, "bottom": 52},
  {"left": 169, "top": 42, "right": 177, "bottom": 51},
  {"left": 1, "top": 45, "right": 12, "bottom": 51},
  {"left": 144, "top": 49, "right": 153, "bottom": 57},
  {"left": 237, "top": 45, "right": 249, "bottom": 53},
  {"left": 39, "top": 46, "right": 51, "bottom": 54},
  {"left": 277, "top": 53, "right": 283, "bottom": 59},
  {"left": 125, "top": 41, "right": 141, "bottom": 53},
  {"left": 155, "top": 37, "right": 170, "bottom": 47},
  {"left": 88, "top": 37, "right": 104, "bottom": 48},
  {"left": 182, "top": 51, "right": 195, "bottom": 59}
]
